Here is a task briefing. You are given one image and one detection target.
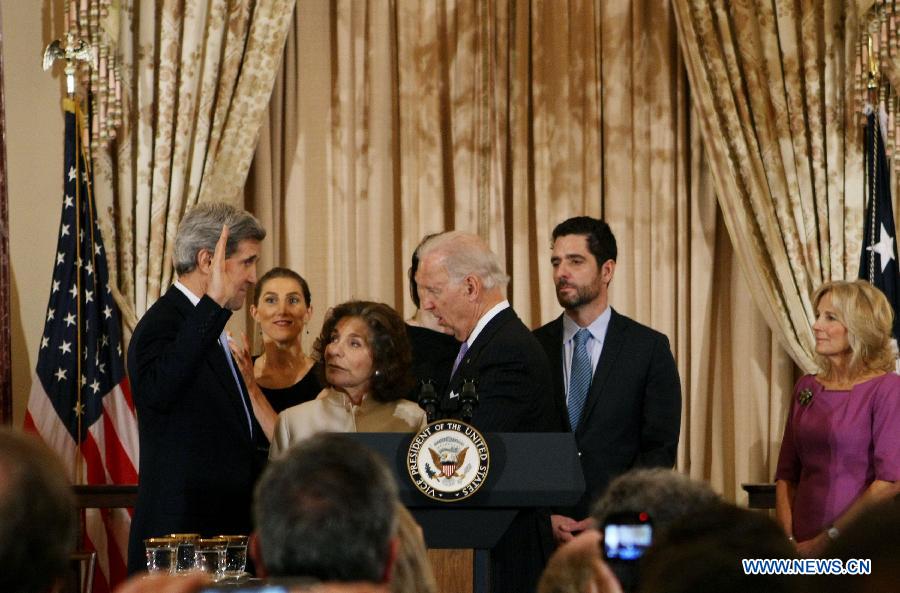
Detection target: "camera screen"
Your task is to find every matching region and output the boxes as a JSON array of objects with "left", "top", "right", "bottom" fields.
[{"left": 603, "top": 522, "right": 653, "bottom": 561}]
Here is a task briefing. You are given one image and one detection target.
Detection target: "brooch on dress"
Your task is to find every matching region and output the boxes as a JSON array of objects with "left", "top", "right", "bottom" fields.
[{"left": 798, "top": 388, "right": 814, "bottom": 406}]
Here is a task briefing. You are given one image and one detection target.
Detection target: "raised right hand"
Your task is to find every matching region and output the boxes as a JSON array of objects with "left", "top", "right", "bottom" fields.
[{"left": 205, "top": 224, "right": 235, "bottom": 308}]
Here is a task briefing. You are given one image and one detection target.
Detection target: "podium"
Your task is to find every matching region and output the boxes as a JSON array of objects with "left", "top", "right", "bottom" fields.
[{"left": 347, "top": 432, "right": 585, "bottom": 593}]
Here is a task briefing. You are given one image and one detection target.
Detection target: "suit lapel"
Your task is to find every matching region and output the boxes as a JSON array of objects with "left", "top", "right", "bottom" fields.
[
  {"left": 448, "top": 308, "right": 513, "bottom": 391},
  {"left": 546, "top": 316, "right": 569, "bottom": 427},
  {"left": 577, "top": 309, "right": 625, "bottom": 433}
]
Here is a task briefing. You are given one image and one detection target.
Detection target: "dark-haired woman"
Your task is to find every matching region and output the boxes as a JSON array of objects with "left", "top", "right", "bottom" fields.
[
  {"left": 229, "top": 267, "right": 321, "bottom": 441},
  {"left": 269, "top": 300, "right": 427, "bottom": 457}
]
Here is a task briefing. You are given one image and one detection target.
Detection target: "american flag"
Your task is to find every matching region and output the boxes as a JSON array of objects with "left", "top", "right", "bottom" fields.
[
  {"left": 859, "top": 105, "right": 900, "bottom": 341},
  {"left": 24, "top": 98, "right": 138, "bottom": 593}
]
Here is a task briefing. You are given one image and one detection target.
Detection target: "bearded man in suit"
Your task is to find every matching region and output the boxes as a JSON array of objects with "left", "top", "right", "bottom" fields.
[
  {"left": 533, "top": 216, "right": 682, "bottom": 545},
  {"left": 126, "top": 202, "right": 269, "bottom": 573}
]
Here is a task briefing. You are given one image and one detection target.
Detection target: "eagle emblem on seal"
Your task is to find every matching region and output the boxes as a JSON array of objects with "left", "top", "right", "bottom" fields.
[{"left": 428, "top": 446, "right": 468, "bottom": 478}]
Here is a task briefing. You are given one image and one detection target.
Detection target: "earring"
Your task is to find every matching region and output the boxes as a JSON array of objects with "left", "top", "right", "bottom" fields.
[{"left": 374, "top": 369, "right": 382, "bottom": 378}]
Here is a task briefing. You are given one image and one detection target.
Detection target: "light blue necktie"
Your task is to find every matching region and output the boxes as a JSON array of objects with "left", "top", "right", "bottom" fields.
[
  {"left": 568, "top": 328, "right": 592, "bottom": 431},
  {"left": 220, "top": 333, "right": 253, "bottom": 436},
  {"left": 451, "top": 341, "right": 469, "bottom": 378}
]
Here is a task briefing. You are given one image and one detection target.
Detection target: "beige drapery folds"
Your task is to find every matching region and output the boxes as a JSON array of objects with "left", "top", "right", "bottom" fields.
[
  {"left": 246, "top": 0, "right": 795, "bottom": 502},
  {"left": 92, "top": 0, "right": 296, "bottom": 332},
  {"left": 673, "top": 0, "right": 865, "bottom": 373}
]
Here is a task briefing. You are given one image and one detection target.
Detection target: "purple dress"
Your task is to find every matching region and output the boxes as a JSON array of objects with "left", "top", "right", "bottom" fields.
[{"left": 775, "top": 373, "right": 900, "bottom": 541}]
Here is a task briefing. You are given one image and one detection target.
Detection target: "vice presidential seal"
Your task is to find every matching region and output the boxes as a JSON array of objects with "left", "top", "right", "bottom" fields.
[{"left": 407, "top": 420, "right": 490, "bottom": 501}]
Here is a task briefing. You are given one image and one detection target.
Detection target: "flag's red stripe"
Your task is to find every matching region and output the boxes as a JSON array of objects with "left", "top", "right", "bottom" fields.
[
  {"left": 120, "top": 380, "right": 136, "bottom": 414},
  {"left": 103, "top": 509, "right": 129, "bottom": 587},
  {"left": 101, "top": 410, "right": 138, "bottom": 483},
  {"left": 81, "top": 432, "right": 108, "bottom": 485},
  {"left": 23, "top": 411, "right": 37, "bottom": 434},
  {"left": 82, "top": 532, "right": 112, "bottom": 593}
]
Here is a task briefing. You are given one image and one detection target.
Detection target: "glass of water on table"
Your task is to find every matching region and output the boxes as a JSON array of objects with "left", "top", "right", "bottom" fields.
[{"left": 218, "top": 534, "right": 249, "bottom": 580}]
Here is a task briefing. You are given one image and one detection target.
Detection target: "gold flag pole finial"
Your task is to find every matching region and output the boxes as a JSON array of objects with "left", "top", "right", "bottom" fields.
[{"left": 42, "top": 30, "right": 93, "bottom": 96}]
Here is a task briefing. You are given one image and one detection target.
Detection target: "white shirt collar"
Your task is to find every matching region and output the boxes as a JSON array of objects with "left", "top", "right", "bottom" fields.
[
  {"left": 173, "top": 280, "right": 202, "bottom": 307},
  {"left": 466, "top": 300, "right": 510, "bottom": 346}
]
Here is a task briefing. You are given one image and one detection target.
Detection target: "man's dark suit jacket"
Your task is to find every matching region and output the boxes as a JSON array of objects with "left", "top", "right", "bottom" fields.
[
  {"left": 534, "top": 308, "right": 682, "bottom": 518},
  {"left": 444, "top": 306, "right": 560, "bottom": 593},
  {"left": 446, "top": 306, "right": 559, "bottom": 432},
  {"left": 126, "top": 286, "right": 267, "bottom": 573}
]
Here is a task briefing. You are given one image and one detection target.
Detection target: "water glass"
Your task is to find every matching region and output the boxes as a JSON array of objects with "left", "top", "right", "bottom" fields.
[
  {"left": 220, "top": 535, "right": 249, "bottom": 578},
  {"left": 144, "top": 537, "right": 176, "bottom": 574},
  {"left": 168, "top": 533, "right": 200, "bottom": 573},
  {"left": 196, "top": 537, "right": 227, "bottom": 578}
]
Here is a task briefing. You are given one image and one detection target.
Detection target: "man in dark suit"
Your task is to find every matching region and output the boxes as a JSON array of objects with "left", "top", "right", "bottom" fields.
[
  {"left": 414, "top": 230, "right": 558, "bottom": 431},
  {"left": 533, "top": 216, "right": 681, "bottom": 545},
  {"left": 415, "top": 231, "right": 558, "bottom": 593},
  {"left": 126, "top": 203, "right": 269, "bottom": 573}
]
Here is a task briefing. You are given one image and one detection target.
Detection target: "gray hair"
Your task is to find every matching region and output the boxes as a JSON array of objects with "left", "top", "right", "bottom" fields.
[
  {"left": 416, "top": 230, "right": 509, "bottom": 289},
  {"left": 591, "top": 468, "right": 719, "bottom": 535},
  {"left": 253, "top": 433, "right": 398, "bottom": 582},
  {"left": 173, "top": 202, "right": 266, "bottom": 275},
  {"left": 0, "top": 429, "right": 77, "bottom": 593}
]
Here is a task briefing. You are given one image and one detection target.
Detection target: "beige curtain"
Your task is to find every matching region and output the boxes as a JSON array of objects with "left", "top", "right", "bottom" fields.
[
  {"left": 92, "top": 0, "right": 296, "bottom": 332},
  {"left": 673, "top": 0, "right": 865, "bottom": 374},
  {"left": 246, "top": 0, "right": 797, "bottom": 503}
]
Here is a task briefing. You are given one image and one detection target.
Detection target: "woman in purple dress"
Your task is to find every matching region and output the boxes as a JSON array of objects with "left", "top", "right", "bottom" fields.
[{"left": 775, "top": 280, "right": 900, "bottom": 557}]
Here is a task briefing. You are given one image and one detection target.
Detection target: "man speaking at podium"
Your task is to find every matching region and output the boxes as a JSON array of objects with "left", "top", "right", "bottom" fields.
[
  {"left": 534, "top": 216, "right": 682, "bottom": 545},
  {"left": 126, "top": 203, "right": 269, "bottom": 573},
  {"left": 415, "top": 230, "right": 559, "bottom": 593}
]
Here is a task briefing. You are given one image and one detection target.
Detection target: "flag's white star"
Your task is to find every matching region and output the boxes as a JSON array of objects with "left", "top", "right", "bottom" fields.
[
  {"left": 866, "top": 222, "right": 896, "bottom": 274},
  {"left": 46, "top": 308, "right": 55, "bottom": 322},
  {"left": 85, "top": 290, "right": 94, "bottom": 303},
  {"left": 90, "top": 380, "right": 101, "bottom": 394},
  {"left": 40, "top": 336, "right": 49, "bottom": 349},
  {"left": 69, "top": 284, "right": 78, "bottom": 299},
  {"left": 52, "top": 280, "right": 60, "bottom": 293},
  {"left": 94, "top": 243, "right": 102, "bottom": 256},
  {"left": 54, "top": 368, "right": 67, "bottom": 381},
  {"left": 84, "top": 262, "right": 94, "bottom": 276},
  {"left": 79, "top": 229, "right": 84, "bottom": 242},
  {"left": 64, "top": 312, "right": 76, "bottom": 327},
  {"left": 56, "top": 252, "right": 65, "bottom": 266},
  {"left": 98, "top": 362, "right": 106, "bottom": 375},
  {"left": 102, "top": 306, "right": 112, "bottom": 320},
  {"left": 61, "top": 224, "right": 70, "bottom": 237},
  {"left": 68, "top": 166, "right": 77, "bottom": 181},
  {"left": 73, "top": 401, "right": 84, "bottom": 417},
  {"left": 80, "top": 376, "right": 87, "bottom": 387},
  {"left": 106, "top": 284, "right": 111, "bottom": 294},
  {"left": 63, "top": 195, "right": 74, "bottom": 208},
  {"left": 117, "top": 344, "right": 122, "bottom": 357},
  {"left": 59, "top": 341, "right": 72, "bottom": 355},
  {"left": 101, "top": 334, "right": 109, "bottom": 347}
]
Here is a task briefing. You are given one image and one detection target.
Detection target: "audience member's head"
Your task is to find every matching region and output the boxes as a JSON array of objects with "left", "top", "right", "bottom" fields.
[
  {"left": 811, "top": 499, "right": 900, "bottom": 593},
  {"left": 538, "top": 529, "right": 617, "bottom": 593},
  {"left": 591, "top": 468, "right": 720, "bottom": 535},
  {"left": 0, "top": 428, "right": 77, "bottom": 593},
  {"left": 638, "top": 503, "right": 797, "bottom": 593},
  {"left": 414, "top": 231, "right": 509, "bottom": 341},
  {"left": 251, "top": 433, "right": 399, "bottom": 585},
  {"left": 390, "top": 504, "right": 436, "bottom": 593},
  {"left": 313, "top": 300, "right": 414, "bottom": 402}
]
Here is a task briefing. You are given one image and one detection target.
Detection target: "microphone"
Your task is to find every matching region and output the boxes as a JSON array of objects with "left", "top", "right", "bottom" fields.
[
  {"left": 459, "top": 378, "right": 479, "bottom": 422},
  {"left": 417, "top": 379, "right": 439, "bottom": 423}
]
